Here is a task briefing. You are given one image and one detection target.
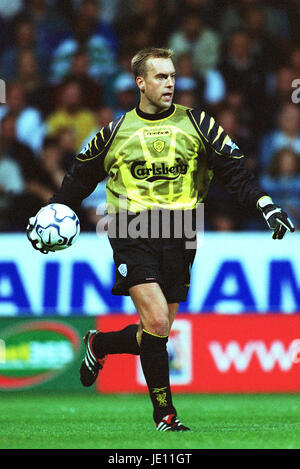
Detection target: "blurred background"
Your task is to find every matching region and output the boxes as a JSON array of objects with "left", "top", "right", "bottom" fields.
[
  {"left": 0, "top": 0, "right": 300, "bottom": 232},
  {"left": 1, "top": 0, "right": 300, "bottom": 397}
]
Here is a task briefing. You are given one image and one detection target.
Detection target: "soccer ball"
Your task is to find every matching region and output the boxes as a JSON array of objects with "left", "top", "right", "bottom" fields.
[{"left": 33, "top": 204, "right": 80, "bottom": 251}]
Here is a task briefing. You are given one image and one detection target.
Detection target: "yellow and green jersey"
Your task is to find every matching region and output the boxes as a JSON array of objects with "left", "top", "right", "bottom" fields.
[{"left": 51, "top": 103, "right": 266, "bottom": 213}]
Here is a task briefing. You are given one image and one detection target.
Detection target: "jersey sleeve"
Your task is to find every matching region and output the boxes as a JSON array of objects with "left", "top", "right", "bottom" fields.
[
  {"left": 189, "top": 109, "right": 267, "bottom": 209},
  {"left": 49, "top": 116, "right": 124, "bottom": 211}
]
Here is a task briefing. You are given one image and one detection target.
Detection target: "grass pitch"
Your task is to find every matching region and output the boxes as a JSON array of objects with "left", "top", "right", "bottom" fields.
[{"left": 0, "top": 393, "right": 300, "bottom": 449}]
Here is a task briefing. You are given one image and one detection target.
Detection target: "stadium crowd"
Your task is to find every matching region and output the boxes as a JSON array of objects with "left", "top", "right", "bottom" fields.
[{"left": 0, "top": 0, "right": 300, "bottom": 232}]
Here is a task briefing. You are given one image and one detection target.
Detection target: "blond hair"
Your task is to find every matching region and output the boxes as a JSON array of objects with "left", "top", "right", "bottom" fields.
[{"left": 131, "top": 47, "right": 174, "bottom": 78}]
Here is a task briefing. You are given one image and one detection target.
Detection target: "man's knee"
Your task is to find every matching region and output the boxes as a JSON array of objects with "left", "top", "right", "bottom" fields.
[
  {"left": 130, "top": 283, "right": 170, "bottom": 336},
  {"left": 145, "top": 313, "right": 169, "bottom": 337}
]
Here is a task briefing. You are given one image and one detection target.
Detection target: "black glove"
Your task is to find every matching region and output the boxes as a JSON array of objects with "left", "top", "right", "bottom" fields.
[
  {"left": 26, "top": 216, "right": 54, "bottom": 254},
  {"left": 258, "top": 196, "right": 295, "bottom": 239}
]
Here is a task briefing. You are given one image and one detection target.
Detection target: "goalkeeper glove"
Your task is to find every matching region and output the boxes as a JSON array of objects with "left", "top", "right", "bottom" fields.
[
  {"left": 26, "top": 216, "right": 54, "bottom": 254},
  {"left": 258, "top": 196, "right": 295, "bottom": 239}
]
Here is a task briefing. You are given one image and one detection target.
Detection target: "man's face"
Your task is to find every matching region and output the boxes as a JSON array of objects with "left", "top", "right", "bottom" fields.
[{"left": 137, "top": 57, "right": 175, "bottom": 112}]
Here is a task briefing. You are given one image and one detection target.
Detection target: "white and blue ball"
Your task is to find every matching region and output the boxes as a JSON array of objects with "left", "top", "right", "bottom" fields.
[{"left": 33, "top": 204, "right": 80, "bottom": 251}]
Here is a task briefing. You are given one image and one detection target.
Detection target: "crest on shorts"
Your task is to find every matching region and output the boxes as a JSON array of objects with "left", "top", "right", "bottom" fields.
[
  {"left": 153, "top": 140, "right": 165, "bottom": 153},
  {"left": 118, "top": 264, "right": 127, "bottom": 277}
]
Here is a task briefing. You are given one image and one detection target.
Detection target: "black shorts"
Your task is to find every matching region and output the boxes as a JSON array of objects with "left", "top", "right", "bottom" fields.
[{"left": 108, "top": 211, "right": 197, "bottom": 303}]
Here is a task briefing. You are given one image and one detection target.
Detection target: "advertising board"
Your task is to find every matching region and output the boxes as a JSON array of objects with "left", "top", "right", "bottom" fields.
[
  {"left": 97, "top": 315, "right": 300, "bottom": 393},
  {"left": 1, "top": 232, "right": 300, "bottom": 315},
  {"left": 1, "top": 314, "right": 300, "bottom": 392},
  {"left": 0, "top": 317, "right": 94, "bottom": 391}
]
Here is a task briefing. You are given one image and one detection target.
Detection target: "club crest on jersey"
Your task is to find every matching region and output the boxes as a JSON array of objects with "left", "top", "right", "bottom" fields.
[
  {"left": 118, "top": 264, "right": 127, "bottom": 277},
  {"left": 131, "top": 158, "right": 188, "bottom": 182},
  {"left": 153, "top": 140, "right": 165, "bottom": 153}
]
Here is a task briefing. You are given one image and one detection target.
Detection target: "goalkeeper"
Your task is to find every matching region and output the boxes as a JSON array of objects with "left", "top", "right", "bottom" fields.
[{"left": 27, "top": 47, "right": 294, "bottom": 432}]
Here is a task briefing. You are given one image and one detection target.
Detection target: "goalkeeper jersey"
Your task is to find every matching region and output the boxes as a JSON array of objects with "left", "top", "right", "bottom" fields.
[{"left": 51, "top": 103, "right": 266, "bottom": 213}]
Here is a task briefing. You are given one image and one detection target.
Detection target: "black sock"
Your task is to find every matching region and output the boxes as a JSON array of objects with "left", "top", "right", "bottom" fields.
[
  {"left": 92, "top": 324, "right": 140, "bottom": 358},
  {"left": 140, "top": 330, "right": 176, "bottom": 424}
]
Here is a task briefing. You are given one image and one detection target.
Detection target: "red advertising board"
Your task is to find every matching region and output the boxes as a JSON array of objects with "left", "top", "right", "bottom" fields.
[{"left": 96, "top": 314, "right": 300, "bottom": 393}]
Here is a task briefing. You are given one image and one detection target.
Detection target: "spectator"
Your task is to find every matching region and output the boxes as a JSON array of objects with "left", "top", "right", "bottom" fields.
[
  {"left": 0, "top": 16, "right": 8, "bottom": 52},
  {"left": 50, "top": 0, "right": 118, "bottom": 84},
  {"left": 25, "top": 0, "right": 72, "bottom": 58},
  {"left": 172, "top": 0, "right": 221, "bottom": 31},
  {"left": 174, "top": 52, "right": 225, "bottom": 110},
  {"left": 203, "top": 69, "right": 226, "bottom": 109},
  {"left": 219, "top": 29, "right": 266, "bottom": 136},
  {"left": 52, "top": 49, "right": 104, "bottom": 111},
  {"left": 95, "top": 106, "right": 114, "bottom": 129},
  {"left": 112, "top": 72, "right": 138, "bottom": 120},
  {"left": 0, "top": 113, "right": 62, "bottom": 231},
  {"left": 176, "top": 52, "right": 202, "bottom": 82},
  {"left": 260, "top": 148, "right": 300, "bottom": 229},
  {"left": 9, "top": 136, "right": 70, "bottom": 231},
  {"left": 168, "top": 12, "right": 220, "bottom": 76},
  {"left": 285, "top": 0, "right": 300, "bottom": 44},
  {"left": 0, "top": 14, "right": 48, "bottom": 81},
  {"left": 82, "top": 106, "right": 115, "bottom": 150},
  {"left": 176, "top": 88, "right": 199, "bottom": 108},
  {"left": 263, "top": 67, "right": 296, "bottom": 132},
  {"left": 174, "top": 53, "right": 204, "bottom": 107},
  {"left": 76, "top": 0, "right": 119, "bottom": 52},
  {"left": 0, "top": 0, "right": 23, "bottom": 21},
  {"left": 55, "top": 128, "right": 78, "bottom": 171},
  {"left": 0, "top": 164, "right": 25, "bottom": 231},
  {"left": 290, "top": 44, "right": 300, "bottom": 78},
  {"left": 12, "top": 49, "right": 52, "bottom": 116},
  {"left": 0, "top": 82, "right": 45, "bottom": 154},
  {"left": 127, "top": 28, "right": 153, "bottom": 52},
  {"left": 243, "top": 5, "right": 283, "bottom": 71},
  {"left": 38, "top": 136, "right": 66, "bottom": 189},
  {"left": 217, "top": 107, "right": 256, "bottom": 171},
  {"left": 14, "top": 49, "right": 43, "bottom": 99},
  {"left": 46, "top": 79, "right": 97, "bottom": 152},
  {"left": 104, "top": 46, "right": 138, "bottom": 103},
  {"left": 115, "top": 0, "right": 169, "bottom": 48},
  {"left": 116, "top": 46, "right": 138, "bottom": 75},
  {"left": 0, "top": 139, "right": 25, "bottom": 231},
  {"left": 98, "top": 0, "right": 133, "bottom": 25},
  {"left": 220, "top": 0, "right": 291, "bottom": 42},
  {"left": 0, "top": 113, "right": 27, "bottom": 231},
  {"left": 207, "top": 211, "right": 239, "bottom": 232},
  {"left": 206, "top": 106, "right": 258, "bottom": 232},
  {"left": 259, "top": 103, "right": 300, "bottom": 170},
  {"left": 0, "top": 152, "right": 24, "bottom": 196},
  {"left": 0, "top": 112, "right": 39, "bottom": 183},
  {"left": 223, "top": 90, "right": 257, "bottom": 144}
]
